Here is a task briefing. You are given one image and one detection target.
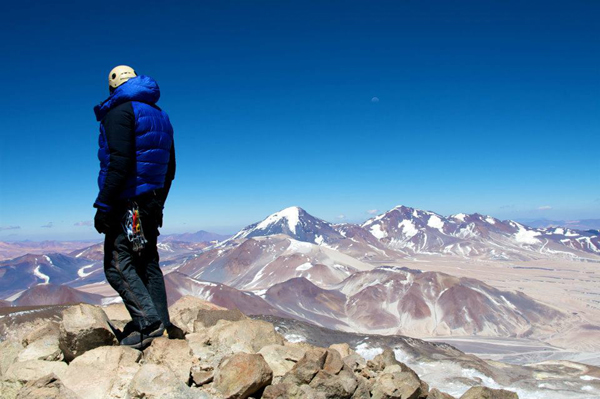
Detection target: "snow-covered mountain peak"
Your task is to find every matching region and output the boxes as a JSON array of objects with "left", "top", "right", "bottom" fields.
[
  {"left": 225, "top": 206, "right": 344, "bottom": 245},
  {"left": 256, "top": 206, "right": 302, "bottom": 234}
]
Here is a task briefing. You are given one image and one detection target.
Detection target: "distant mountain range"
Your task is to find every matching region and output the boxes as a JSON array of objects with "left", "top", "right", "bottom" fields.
[
  {"left": 160, "top": 230, "right": 231, "bottom": 243},
  {"left": 1, "top": 205, "right": 597, "bottom": 344},
  {"left": 517, "top": 218, "right": 600, "bottom": 231}
]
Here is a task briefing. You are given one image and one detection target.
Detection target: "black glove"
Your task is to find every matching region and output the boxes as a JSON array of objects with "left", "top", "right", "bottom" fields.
[{"left": 94, "top": 209, "right": 111, "bottom": 234}]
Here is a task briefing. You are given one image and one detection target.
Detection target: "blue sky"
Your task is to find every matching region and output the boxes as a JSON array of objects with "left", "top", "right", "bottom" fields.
[{"left": 0, "top": 0, "right": 598, "bottom": 240}]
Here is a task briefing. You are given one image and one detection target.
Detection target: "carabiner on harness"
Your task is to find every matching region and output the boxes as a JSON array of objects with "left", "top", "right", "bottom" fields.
[{"left": 122, "top": 201, "right": 147, "bottom": 253}]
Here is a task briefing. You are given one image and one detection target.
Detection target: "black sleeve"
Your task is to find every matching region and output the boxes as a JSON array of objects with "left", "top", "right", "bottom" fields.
[
  {"left": 159, "top": 140, "right": 176, "bottom": 206},
  {"left": 94, "top": 102, "right": 135, "bottom": 211}
]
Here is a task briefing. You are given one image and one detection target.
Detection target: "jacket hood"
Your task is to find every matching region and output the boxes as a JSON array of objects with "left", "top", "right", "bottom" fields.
[{"left": 94, "top": 75, "right": 161, "bottom": 121}]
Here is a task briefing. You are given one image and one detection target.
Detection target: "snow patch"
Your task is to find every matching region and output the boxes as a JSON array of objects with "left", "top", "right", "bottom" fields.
[
  {"left": 514, "top": 223, "right": 541, "bottom": 245},
  {"left": 296, "top": 262, "right": 313, "bottom": 271},
  {"left": 77, "top": 264, "right": 95, "bottom": 278},
  {"left": 101, "top": 296, "right": 123, "bottom": 305},
  {"left": 453, "top": 213, "right": 466, "bottom": 222},
  {"left": 427, "top": 215, "right": 445, "bottom": 231},
  {"left": 355, "top": 343, "right": 384, "bottom": 360},
  {"left": 33, "top": 265, "right": 50, "bottom": 284},
  {"left": 398, "top": 220, "right": 418, "bottom": 239},
  {"left": 283, "top": 333, "right": 306, "bottom": 343},
  {"left": 369, "top": 224, "right": 387, "bottom": 240}
]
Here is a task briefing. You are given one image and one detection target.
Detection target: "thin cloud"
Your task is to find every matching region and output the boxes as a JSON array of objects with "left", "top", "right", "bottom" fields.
[
  {"left": 337, "top": 214, "right": 346, "bottom": 220},
  {"left": 0, "top": 225, "right": 20, "bottom": 231},
  {"left": 538, "top": 205, "right": 552, "bottom": 210},
  {"left": 74, "top": 220, "right": 92, "bottom": 227},
  {"left": 41, "top": 222, "right": 54, "bottom": 228},
  {"left": 499, "top": 204, "right": 515, "bottom": 210},
  {"left": 367, "top": 209, "right": 379, "bottom": 215}
]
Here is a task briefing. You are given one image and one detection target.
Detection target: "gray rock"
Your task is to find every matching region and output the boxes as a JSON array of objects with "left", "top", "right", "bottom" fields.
[
  {"left": 308, "top": 368, "right": 358, "bottom": 399},
  {"left": 15, "top": 373, "right": 79, "bottom": 399},
  {"left": 214, "top": 352, "right": 273, "bottom": 399},
  {"left": 350, "top": 375, "right": 372, "bottom": 399},
  {"left": 282, "top": 347, "right": 328, "bottom": 385},
  {"left": 368, "top": 347, "right": 404, "bottom": 372},
  {"left": 61, "top": 346, "right": 141, "bottom": 399},
  {"left": 144, "top": 336, "right": 197, "bottom": 383},
  {"left": 329, "top": 343, "right": 356, "bottom": 358},
  {"left": 58, "top": 304, "right": 117, "bottom": 361},
  {"left": 258, "top": 344, "right": 307, "bottom": 377},
  {"left": 460, "top": 386, "right": 519, "bottom": 399},
  {"left": 5, "top": 360, "right": 68, "bottom": 384},
  {"left": 323, "top": 348, "right": 344, "bottom": 375},
  {"left": 343, "top": 353, "right": 367, "bottom": 373},
  {"left": 0, "top": 379, "right": 23, "bottom": 399},
  {"left": 428, "top": 388, "right": 456, "bottom": 399},
  {"left": 0, "top": 340, "right": 24, "bottom": 376},
  {"left": 263, "top": 382, "right": 326, "bottom": 399},
  {"left": 207, "top": 319, "right": 285, "bottom": 354},
  {"left": 191, "top": 363, "right": 214, "bottom": 386},
  {"left": 371, "top": 371, "right": 423, "bottom": 399},
  {"left": 128, "top": 363, "right": 199, "bottom": 399},
  {"left": 169, "top": 295, "right": 235, "bottom": 334},
  {"left": 18, "top": 322, "right": 62, "bottom": 362}
]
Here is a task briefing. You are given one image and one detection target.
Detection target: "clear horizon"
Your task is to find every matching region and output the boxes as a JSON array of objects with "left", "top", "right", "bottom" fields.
[{"left": 1, "top": 1, "right": 598, "bottom": 241}]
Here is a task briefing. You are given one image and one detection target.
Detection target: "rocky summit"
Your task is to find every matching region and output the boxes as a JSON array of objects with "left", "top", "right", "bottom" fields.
[{"left": 0, "top": 296, "right": 521, "bottom": 399}]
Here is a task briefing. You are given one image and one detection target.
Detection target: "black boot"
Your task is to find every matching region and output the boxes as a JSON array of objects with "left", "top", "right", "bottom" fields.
[
  {"left": 166, "top": 323, "right": 185, "bottom": 339},
  {"left": 120, "top": 321, "right": 165, "bottom": 349}
]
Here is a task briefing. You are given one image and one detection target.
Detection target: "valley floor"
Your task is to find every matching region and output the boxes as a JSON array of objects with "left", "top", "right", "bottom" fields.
[
  {"left": 376, "top": 256, "right": 600, "bottom": 349},
  {"left": 425, "top": 336, "right": 600, "bottom": 366}
]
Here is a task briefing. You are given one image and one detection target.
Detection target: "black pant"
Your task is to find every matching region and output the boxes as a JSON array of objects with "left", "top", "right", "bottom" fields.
[{"left": 103, "top": 198, "right": 170, "bottom": 331}]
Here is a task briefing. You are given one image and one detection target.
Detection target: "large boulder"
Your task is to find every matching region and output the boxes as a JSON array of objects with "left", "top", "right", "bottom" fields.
[
  {"left": 460, "top": 387, "right": 519, "bottom": 399},
  {"left": 185, "top": 330, "right": 212, "bottom": 358},
  {"left": 367, "top": 347, "right": 406, "bottom": 373},
  {"left": 5, "top": 360, "right": 67, "bottom": 384},
  {"left": 258, "top": 344, "right": 307, "bottom": 377},
  {"left": 169, "top": 295, "right": 239, "bottom": 334},
  {"left": 308, "top": 368, "right": 358, "bottom": 399},
  {"left": 144, "top": 336, "right": 197, "bottom": 383},
  {"left": 371, "top": 370, "right": 424, "bottom": 399},
  {"left": 343, "top": 353, "right": 367, "bottom": 373},
  {"left": 58, "top": 304, "right": 117, "bottom": 361},
  {"left": 128, "top": 363, "right": 199, "bottom": 399},
  {"left": 103, "top": 303, "right": 130, "bottom": 321},
  {"left": 15, "top": 373, "right": 79, "bottom": 399},
  {"left": 282, "top": 347, "right": 328, "bottom": 385},
  {"left": 207, "top": 319, "right": 285, "bottom": 353},
  {"left": 0, "top": 340, "right": 24, "bottom": 376},
  {"left": 61, "top": 346, "right": 141, "bottom": 399},
  {"left": 323, "top": 348, "right": 345, "bottom": 375},
  {"left": 263, "top": 382, "right": 326, "bottom": 399},
  {"left": 0, "top": 379, "right": 23, "bottom": 399},
  {"left": 329, "top": 343, "right": 356, "bottom": 359},
  {"left": 429, "top": 388, "right": 456, "bottom": 399},
  {"left": 351, "top": 375, "right": 372, "bottom": 399},
  {"left": 18, "top": 322, "right": 62, "bottom": 362},
  {"left": 213, "top": 352, "right": 273, "bottom": 399}
]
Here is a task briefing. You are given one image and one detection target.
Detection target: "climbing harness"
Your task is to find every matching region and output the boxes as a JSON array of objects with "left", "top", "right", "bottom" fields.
[{"left": 122, "top": 201, "right": 147, "bottom": 253}]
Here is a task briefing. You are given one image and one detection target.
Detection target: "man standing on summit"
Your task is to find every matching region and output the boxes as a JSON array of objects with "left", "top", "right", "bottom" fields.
[{"left": 93, "top": 65, "right": 180, "bottom": 348}]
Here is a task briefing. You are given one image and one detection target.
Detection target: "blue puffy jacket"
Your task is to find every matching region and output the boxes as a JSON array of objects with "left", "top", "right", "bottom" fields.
[{"left": 93, "top": 76, "right": 175, "bottom": 211}]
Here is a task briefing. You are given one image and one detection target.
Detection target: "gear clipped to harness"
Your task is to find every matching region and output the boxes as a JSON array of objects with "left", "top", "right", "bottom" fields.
[{"left": 123, "top": 202, "right": 147, "bottom": 253}]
